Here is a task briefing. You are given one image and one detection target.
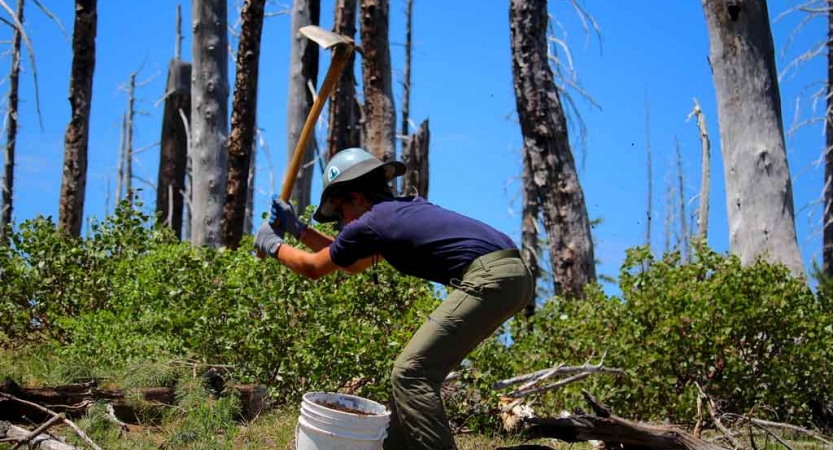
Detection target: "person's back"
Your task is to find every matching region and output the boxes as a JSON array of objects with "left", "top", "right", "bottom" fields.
[{"left": 330, "top": 196, "right": 516, "bottom": 285}]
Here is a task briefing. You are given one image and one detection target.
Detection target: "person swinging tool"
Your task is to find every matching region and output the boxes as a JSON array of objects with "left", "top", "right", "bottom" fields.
[{"left": 255, "top": 147, "right": 534, "bottom": 450}]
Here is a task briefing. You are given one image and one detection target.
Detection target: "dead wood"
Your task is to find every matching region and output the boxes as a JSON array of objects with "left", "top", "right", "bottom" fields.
[
  {"left": 0, "top": 393, "right": 101, "bottom": 450},
  {"left": 1, "top": 421, "right": 77, "bottom": 450}
]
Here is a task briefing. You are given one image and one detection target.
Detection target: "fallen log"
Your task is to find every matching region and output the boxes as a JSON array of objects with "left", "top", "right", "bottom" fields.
[
  {"left": 0, "top": 421, "right": 77, "bottom": 450},
  {"left": 0, "top": 378, "right": 266, "bottom": 423},
  {"left": 514, "top": 390, "right": 729, "bottom": 450}
]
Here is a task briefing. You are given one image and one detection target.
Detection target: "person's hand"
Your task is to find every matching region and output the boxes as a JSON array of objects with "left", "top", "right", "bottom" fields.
[
  {"left": 270, "top": 196, "right": 308, "bottom": 239},
  {"left": 254, "top": 221, "right": 285, "bottom": 258}
]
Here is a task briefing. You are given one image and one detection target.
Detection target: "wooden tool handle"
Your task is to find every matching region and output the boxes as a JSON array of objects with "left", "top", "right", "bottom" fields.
[{"left": 280, "top": 46, "right": 354, "bottom": 202}]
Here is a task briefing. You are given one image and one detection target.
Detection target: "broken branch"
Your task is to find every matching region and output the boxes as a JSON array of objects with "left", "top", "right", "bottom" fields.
[{"left": 0, "top": 393, "right": 102, "bottom": 450}]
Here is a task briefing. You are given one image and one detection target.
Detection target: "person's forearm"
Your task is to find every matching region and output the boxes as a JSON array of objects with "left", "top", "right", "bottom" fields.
[
  {"left": 276, "top": 244, "right": 325, "bottom": 279},
  {"left": 299, "top": 227, "right": 334, "bottom": 251}
]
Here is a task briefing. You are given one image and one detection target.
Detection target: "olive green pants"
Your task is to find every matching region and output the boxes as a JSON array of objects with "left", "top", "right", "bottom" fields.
[{"left": 383, "top": 251, "right": 533, "bottom": 450}]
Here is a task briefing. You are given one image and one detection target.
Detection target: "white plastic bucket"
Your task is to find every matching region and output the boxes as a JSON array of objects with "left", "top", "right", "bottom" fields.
[{"left": 296, "top": 392, "right": 391, "bottom": 450}]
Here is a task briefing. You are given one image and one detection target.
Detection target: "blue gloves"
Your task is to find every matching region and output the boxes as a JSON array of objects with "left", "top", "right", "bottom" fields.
[
  {"left": 254, "top": 221, "right": 284, "bottom": 258},
  {"left": 270, "top": 196, "right": 308, "bottom": 239}
]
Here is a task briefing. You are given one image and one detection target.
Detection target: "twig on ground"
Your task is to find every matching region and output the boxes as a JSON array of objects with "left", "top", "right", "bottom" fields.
[{"left": 0, "top": 393, "right": 102, "bottom": 450}]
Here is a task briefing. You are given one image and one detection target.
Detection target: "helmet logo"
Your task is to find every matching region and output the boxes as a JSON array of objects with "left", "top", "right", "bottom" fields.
[{"left": 327, "top": 166, "right": 340, "bottom": 182}]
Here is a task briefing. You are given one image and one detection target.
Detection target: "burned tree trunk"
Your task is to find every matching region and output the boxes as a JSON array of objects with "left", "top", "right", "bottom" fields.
[
  {"left": 521, "top": 150, "right": 540, "bottom": 318},
  {"left": 400, "top": 119, "right": 429, "bottom": 197},
  {"left": 191, "top": 0, "right": 229, "bottom": 247},
  {"left": 1, "top": 0, "right": 24, "bottom": 243},
  {"left": 327, "top": 0, "right": 359, "bottom": 160},
  {"left": 400, "top": 0, "right": 413, "bottom": 138},
  {"left": 58, "top": 0, "right": 97, "bottom": 238},
  {"left": 690, "top": 98, "right": 710, "bottom": 240},
  {"left": 286, "top": 0, "right": 319, "bottom": 213},
  {"left": 124, "top": 73, "right": 136, "bottom": 206},
  {"left": 510, "top": 0, "right": 596, "bottom": 298},
  {"left": 156, "top": 59, "right": 191, "bottom": 238},
  {"left": 702, "top": 0, "right": 804, "bottom": 277},
  {"left": 244, "top": 143, "right": 255, "bottom": 235},
  {"left": 645, "top": 99, "right": 653, "bottom": 250},
  {"left": 360, "top": 0, "right": 396, "bottom": 163},
  {"left": 676, "top": 136, "right": 688, "bottom": 259},
  {"left": 222, "top": 0, "right": 265, "bottom": 249},
  {"left": 825, "top": 3, "right": 833, "bottom": 276}
]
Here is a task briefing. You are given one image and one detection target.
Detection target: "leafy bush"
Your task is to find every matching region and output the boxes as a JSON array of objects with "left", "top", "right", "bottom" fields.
[
  {"left": 0, "top": 201, "right": 439, "bottom": 404},
  {"left": 465, "top": 244, "right": 833, "bottom": 429}
]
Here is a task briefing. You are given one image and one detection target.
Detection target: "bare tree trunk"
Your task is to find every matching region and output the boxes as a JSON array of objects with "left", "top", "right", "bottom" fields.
[
  {"left": 510, "top": 0, "right": 596, "bottom": 298},
  {"left": 327, "top": 0, "right": 359, "bottom": 161},
  {"left": 116, "top": 112, "right": 126, "bottom": 207},
  {"left": 59, "top": 0, "right": 97, "bottom": 238},
  {"left": 360, "top": 0, "right": 396, "bottom": 163},
  {"left": 125, "top": 73, "right": 136, "bottom": 207},
  {"left": 690, "top": 98, "right": 710, "bottom": 240},
  {"left": 156, "top": 59, "right": 191, "bottom": 238},
  {"left": 825, "top": 1, "right": 833, "bottom": 276},
  {"left": 521, "top": 149, "right": 540, "bottom": 318},
  {"left": 664, "top": 182, "right": 673, "bottom": 254},
  {"left": 244, "top": 141, "right": 255, "bottom": 235},
  {"left": 1, "top": 0, "right": 24, "bottom": 243},
  {"left": 676, "top": 136, "right": 688, "bottom": 260},
  {"left": 703, "top": 0, "right": 804, "bottom": 277},
  {"left": 191, "top": 0, "right": 229, "bottom": 248},
  {"left": 645, "top": 97, "right": 652, "bottom": 250},
  {"left": 287, "top": 0, "right": 319, "bottom": 213},
  {"left": 400, "top": 118, "right": 429, "bottom": 197},
  {"left": 223, "top": 0, "right": 265, "bottom": 249},
  {"left": 400, "top": 0, "right": 413, "bottom": 138}
]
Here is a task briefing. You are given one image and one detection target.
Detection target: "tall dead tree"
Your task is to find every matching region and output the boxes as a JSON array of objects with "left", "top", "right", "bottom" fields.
[
  {"left": 1, "top": 0, "right": 24, "bottom": 243},
  {"left": 116, "top": 112, "right": 126, "bottom": 206},
  {"left": 702, "top": 0, "right": 804, "bottom": 277},
  {"left": 645, "top": 97, "right": 653, "bottom": 250},
  {"left": 400, "top": 0, "right": 413, "bottom": 138},
  {"left": 688, "top": 98, "right": 710, "bottom": 240},
  {"left": 400, "top": 118, "right": 429, "bottom": 197},
  {"left": 676, "top": 136, "right": 689, "bottom": 260},
  {"left": 286, "top": 0, "right": 319, "bottom": 213},
  {"left": 360, "top": 0, "right": 396, "bottom": 163},
  {"left": 156, "top": 5, "right": 191, "bottom": 238},
  {"left": 124, "top": 72, "right": 136, "bottom": 206},
  {"left": 223, "top": 0, "right": 265, "bottom": 249},
  {"left": 244, "top": 143, "right": 255, "bottom": 235},
  {"left": 191, "top": 0, "right": 229, "bottom": 247},
  {"left": 58, "top": 0, "right": 97, "bottom": 237},
  {"left": 825, "top": 2, "right": 833, "bottom": 276},
  {"left": 326, "top": 0, "right": 359, "bottom": 160},
  {"left": 510, "top": 0, "right": 596, "bottom": 298},
  {"left": 521, "top": 149, "right": 540, "bottom": 318}
]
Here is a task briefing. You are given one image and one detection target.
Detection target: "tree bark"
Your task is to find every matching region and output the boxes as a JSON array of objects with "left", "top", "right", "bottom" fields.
[
  {"left": 690, "top": 98, "right": 710, "bottom": 240},
  {"left": 400, "top": 0, "right": 413, "bottom": 138},
  {"left": 510, "top": 0, "right": 596, "bottom": 298},
  {"left": 58, "top": 0, "right": 97, "bottom": 238},
  {"left": 125, "top": 73, "right": 136, "bottom": 207},
  {"left": 825, "top": 1, "right": 833, "bottom": 276},
  {"left": 286, "top": 0, "right": 319, "bottom": 213},
  {"left": 156, "top": 59, "right": 191, "bottom": 239},
  {"left": 327, "top": 0, "right": 359, "bottom": 161},
  {"left": 702, "top": 0, "right": 805, "bottom": 277},
  {"left": 521, "top": 149, "right": 540, "bottom": 318},
  {"left": 676, "top": 136, "right": 689, "bottom": 260},
  {"left": 400, "top": 118, "right": 429, "bottom": 197},
  {"left": 360, "top": 0, "right": 396, "bottom": 163},
  {"left": 222, "top": 0, "right": 265, "bottom": 249},
  {"left": 190, "top": 0, "right": 229, "bottom": 248},
  {"left": 1, "top": 0, "right": 24, "bottom": 243},
  {"left": 244, "top": 142, "right": 255, "bottom": 235}
]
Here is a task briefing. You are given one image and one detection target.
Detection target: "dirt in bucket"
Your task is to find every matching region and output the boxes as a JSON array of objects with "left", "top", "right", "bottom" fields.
[{"left": 315, "top": 400, "right": 376, "bottom": 416}]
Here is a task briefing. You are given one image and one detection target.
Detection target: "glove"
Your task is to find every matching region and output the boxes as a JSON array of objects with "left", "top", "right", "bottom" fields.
[
  {"left": 254, "top": 221, "right": 285, "bottom": 258},
  {"left": 270, "top": 196, "right": 308, "bottom": 239}
]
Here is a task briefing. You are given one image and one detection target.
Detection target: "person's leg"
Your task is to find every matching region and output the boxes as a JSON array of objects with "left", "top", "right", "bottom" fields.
[{"left": 384, "top": 258, "right": 532, "bottom": 450}]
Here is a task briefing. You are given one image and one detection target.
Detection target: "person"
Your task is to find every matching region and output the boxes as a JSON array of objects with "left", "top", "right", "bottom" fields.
[{"left": 255, "top": 148, "right": 533, "bottom": 450}]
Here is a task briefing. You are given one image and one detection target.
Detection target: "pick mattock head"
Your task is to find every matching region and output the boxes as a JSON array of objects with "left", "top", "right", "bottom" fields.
[{"left": 299, "top": 25, "right": 354, "bottom": 50}]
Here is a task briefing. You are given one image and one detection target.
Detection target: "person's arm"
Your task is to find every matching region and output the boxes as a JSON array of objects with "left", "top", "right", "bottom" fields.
[{"left": 275, "top": 243, "right": 377, "bottom": 279}]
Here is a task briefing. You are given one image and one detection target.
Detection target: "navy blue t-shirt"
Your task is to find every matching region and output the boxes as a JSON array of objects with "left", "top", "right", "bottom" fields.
[{"left": 329, "top": 197, "right": 516, "bottom": 285}]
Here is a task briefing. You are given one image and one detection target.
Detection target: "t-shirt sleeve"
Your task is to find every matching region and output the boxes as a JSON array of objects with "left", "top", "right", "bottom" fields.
[{"left": 329, "top": 217, "right": 383, "bottom": 268}]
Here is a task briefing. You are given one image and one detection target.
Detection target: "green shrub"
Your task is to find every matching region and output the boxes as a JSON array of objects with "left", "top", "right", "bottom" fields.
[{"left": 466, "top": 244, "right": 833, "bottom": 430}]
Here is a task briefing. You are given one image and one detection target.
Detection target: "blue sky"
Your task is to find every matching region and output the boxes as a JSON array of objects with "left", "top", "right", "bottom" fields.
[{"left": 3, "top": 1, "right": 829, "bottom": 294}]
